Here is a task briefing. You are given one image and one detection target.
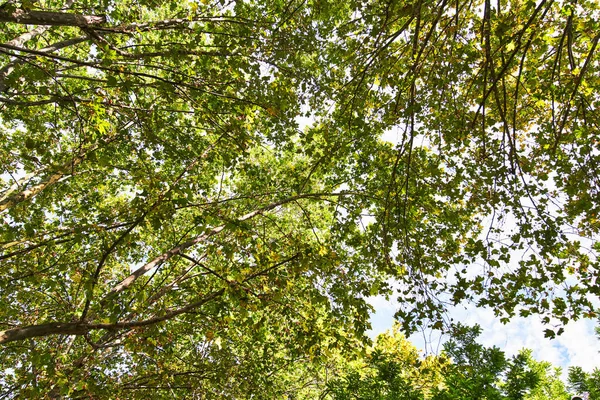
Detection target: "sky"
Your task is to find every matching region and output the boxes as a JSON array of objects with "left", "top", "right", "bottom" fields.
[
  {"left": 368, "top": 294, "right": 600, "bottom": 377},
  {"left": 369, "top": 124, "right": 600, "bottom": 377}
]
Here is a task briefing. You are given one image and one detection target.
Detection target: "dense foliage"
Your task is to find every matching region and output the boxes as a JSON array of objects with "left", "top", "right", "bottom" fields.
[
  {"left": 1, "top": 0, "right": 599, "bottom": 397},
  {"left": 326, "top": 324, "right": 578, "bottom": 400}
]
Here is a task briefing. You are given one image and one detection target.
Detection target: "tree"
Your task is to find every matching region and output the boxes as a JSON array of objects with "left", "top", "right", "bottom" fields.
[
  {"left": 525, "top": 359, "right": 570, "bottom": 400},
  {"left": 326, "top": 324, "right": 446, "bottom": 400},
  {"left": 1, "top": 0, "right": 599, "bottom": 397},
  {"left": 322, "top": 0, "right": 600, "bottom": 334},
  {"left": 326, "top": 323, "right": 548, "bottom": 400},
  {"left": 568, "top": 366, "right": 600, "bottom": 400},
  {"left": 564, "top": 320, "right": 600, "bottom": 400},
  {"left": 429, "top": 324, "right": 540, "bottom": 400}
]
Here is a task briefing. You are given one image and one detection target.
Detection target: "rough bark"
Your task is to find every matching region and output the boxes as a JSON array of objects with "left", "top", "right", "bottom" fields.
[
  {"left": 1, "top": 0, "right": 76, "bottom": 47},
  {"left": 0, "top": 322, "right": 89, "bottom": 344},
  {"left": 0, "top": 8, "right": 105, "bottom": 27}
]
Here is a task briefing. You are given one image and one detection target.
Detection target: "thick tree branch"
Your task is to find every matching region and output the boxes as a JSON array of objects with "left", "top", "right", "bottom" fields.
[
  {"left": 4, "top": 24, "right": 50, "bottom": 47},
  {"left": 0, "top": 146, "right": 93, "bottom": 212},
  {"left": 0, "top": 289, "right": 224, "bottom": 344},
  {"left": 0, "top": 169, "right": 70, "bottom": 212},
  {"left": 0, "top": 322, "right": 89, "bottom": 343},
  {"left": 0, "top": 8, "right": 105, "bottom": 27},
  {"left": 1, "top": 1, "right": 76, "bottom": 47}
]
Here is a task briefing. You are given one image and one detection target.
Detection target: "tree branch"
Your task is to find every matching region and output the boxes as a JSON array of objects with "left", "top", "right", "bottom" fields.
[
  {"left": 0, "top": 289, "right": 224, "bottom": 344},
  {"left": 0, "top": 8, "right": 105, "bottom": 27},
  {"left": 0, "top": 36, "right": 88, "bottom": 92},
  {"left": 0, "top": 169, "right": 70, "bottom": 212},
  {"left": 4, "top": 24, "right": 50, "bottom": 47},
  {"left": 0, "top": 141, "right": 106, "bottom": 212},
  {"left": 102, "top": 191, "right": 357, "bottom": 300},
  {"left": 1, "top": 0, "right": 76, "bottom": 48}
]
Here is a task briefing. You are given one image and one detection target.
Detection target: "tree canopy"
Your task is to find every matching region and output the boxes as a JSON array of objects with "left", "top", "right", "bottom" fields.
[
  {"left": 327, "top": 323, "right": 555, "bottom": 400},
  {"left": 1, "top": 0, "right": 599, "bottom": 397}
]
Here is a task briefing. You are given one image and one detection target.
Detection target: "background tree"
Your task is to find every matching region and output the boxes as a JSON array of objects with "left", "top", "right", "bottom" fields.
[
  {"left": 325, "top": 324, "right": 559, "bottom": 400},
  {"left": 326, "top": 323, "right": 446, "bottom": 400},
  {"left": 525, "top": 358, "right": 570, "bottom": 400},
  {"left": 430, "top": 324, "right": 540, "bottom": 400},
  {"left": 568, "top": 366, "right": 600, "bottom": 400}
]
